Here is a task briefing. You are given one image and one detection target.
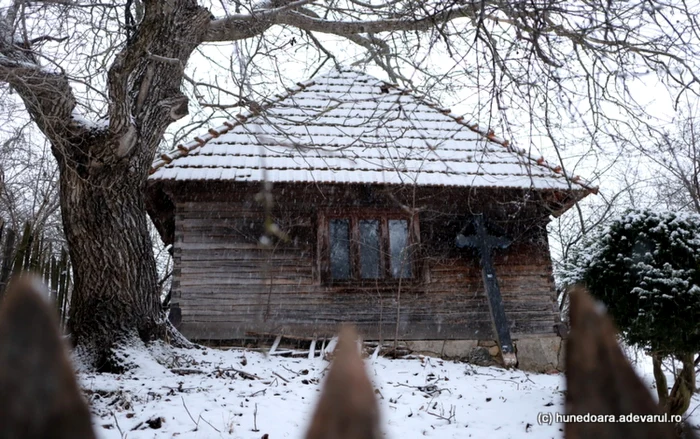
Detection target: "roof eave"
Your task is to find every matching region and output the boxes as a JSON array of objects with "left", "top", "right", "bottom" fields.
[{"left": 548, "top": 187, "right": 598, "bottom": 218}]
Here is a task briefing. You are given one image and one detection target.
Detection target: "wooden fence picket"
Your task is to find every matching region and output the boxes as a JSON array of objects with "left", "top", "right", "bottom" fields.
[{"left": 0, "top": 222, "right": 71, "bottom": 324}]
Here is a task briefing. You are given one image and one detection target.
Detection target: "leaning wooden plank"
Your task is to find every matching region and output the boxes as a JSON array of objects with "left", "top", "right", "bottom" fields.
[
  {"left": 308, "top": 339, "right": 316, "bottom": 359},
  {"left": 323, "top": 336, "right": 338, "bottom": 360},
  {"left": 371, "top": 345, "right": 381, "bottom": 361},
  {"left": 269, "top": 335, "right": 282, "bottom": 355}
]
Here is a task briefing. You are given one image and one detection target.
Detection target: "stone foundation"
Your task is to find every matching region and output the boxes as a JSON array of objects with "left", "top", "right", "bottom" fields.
[{"left": 402, "top": 336, "right": 563, "bottom": 373}]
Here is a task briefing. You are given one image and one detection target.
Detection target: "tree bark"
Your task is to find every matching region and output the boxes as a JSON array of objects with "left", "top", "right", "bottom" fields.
[
  {"left": 666, "top": 353, "right": 695, "bottom": 417},
  {"left": 47, "top": 0, "right": 210, "bottom": 370},
  {"left": 59, "top": 147, "right": 163, "bottom": 371},
  {"left": 652, "top": 352, "right": 669, "bottom": 410}
]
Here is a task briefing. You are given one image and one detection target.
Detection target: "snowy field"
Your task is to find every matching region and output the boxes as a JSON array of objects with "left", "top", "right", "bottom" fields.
[{"left": 80, "top": 343, "right": 700, "bottom": 439}]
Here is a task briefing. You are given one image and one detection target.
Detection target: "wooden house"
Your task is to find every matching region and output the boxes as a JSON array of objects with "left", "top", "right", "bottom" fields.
[{"left": 147, "top": 70, "right": 596, "bottom": 371}]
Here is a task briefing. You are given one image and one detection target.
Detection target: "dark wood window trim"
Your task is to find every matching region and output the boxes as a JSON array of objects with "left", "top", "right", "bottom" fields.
[{"left": 317, "top": 209, "right": 420, "bottom": 286}]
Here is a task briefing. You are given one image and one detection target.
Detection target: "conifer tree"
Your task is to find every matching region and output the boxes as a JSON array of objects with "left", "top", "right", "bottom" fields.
[{"left": 572, "top": 210, "right": 700, "bottom": 417}]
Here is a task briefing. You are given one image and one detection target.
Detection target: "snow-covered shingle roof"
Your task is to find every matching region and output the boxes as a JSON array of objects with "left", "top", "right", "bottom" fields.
[{"left": 150, "top": 70, "right": 596, "bottom": 194}]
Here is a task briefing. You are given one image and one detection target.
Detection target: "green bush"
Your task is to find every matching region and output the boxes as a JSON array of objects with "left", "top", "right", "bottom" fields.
[
  {"left": 580, "top": 210, "right": 700, "bottom": 355},
  {"left": 564, "top": 209, "right": 700, "bottom": 418}
]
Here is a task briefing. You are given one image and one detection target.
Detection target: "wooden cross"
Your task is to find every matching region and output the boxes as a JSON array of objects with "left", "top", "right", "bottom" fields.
[{"left": 456, "top": 214, "right": 517, "bottom": 367}]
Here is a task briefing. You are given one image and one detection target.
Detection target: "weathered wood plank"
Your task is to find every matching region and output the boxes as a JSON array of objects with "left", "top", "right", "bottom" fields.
[
  {"left": 171, "top": 193, "right": 560, "bottom": 342},
  {"left": 177, "top": 319, "right": 555, "bottom": 341}
]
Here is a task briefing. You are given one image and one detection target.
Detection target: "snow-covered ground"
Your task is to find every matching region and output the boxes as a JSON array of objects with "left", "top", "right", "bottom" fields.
[{"left": 80, "top": 343, "right": 700, "bottom": 439}]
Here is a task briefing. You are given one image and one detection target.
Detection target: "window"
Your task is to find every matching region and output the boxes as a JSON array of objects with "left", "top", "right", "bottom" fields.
[
  {"left": 389, "top": 219, "right": 411, "bottom": 278},
  {"left": 322, "top": 212, "right": 416, "bottom": 283},
  {"left": 329, "top": 219, "right": 351, "bottom": 279}
]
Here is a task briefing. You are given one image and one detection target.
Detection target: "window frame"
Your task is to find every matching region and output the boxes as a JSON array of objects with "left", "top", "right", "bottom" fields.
[{"left": 318, "top": 209, "right": 420, "bottom": 285}]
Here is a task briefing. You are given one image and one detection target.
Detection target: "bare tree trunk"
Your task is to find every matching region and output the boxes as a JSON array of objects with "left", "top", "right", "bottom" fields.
[
  {"left": 59, "top": 149, "right": 164, "bottom": 371},
  {"left": 652, "top": 352, "right": 669, "bottom": 410},
  {"left": 0, "top": 0, "right": 211, "bottom": 370},
  {"left": 667, "top": 353, "right": 695, "bottom": 417},
  {"left": 53, "top": 0, "right": 210, "bottom": 369}
]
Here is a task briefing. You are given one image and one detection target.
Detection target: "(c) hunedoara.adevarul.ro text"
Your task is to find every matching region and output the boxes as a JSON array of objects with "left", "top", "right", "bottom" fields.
[{"left": 537, "top": 412, "right": 682, "bottom": 425}]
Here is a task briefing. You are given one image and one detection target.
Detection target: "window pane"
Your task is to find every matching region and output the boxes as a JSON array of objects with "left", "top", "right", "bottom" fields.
[
  {"left": 359, "top": 220, "right": 381, "bottom": 279},
  {"left": 389, "top": 219, "right": 412, "bottom": 278},
  {"left": 330, "top": 219, "right": 351, "bottom": 279}
]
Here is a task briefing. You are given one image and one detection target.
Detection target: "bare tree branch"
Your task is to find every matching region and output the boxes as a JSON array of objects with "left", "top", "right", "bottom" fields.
[
  {"left": 206, "top": 3, "right": 477, "bottom": 42},
  {"left": 0, "top": 56, "right": 78, "bottom": 147}
]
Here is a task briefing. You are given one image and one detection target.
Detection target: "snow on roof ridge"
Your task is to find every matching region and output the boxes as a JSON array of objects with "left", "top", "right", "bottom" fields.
[{"left": 150, "top": 69, "right": 597, "bottom": 195}]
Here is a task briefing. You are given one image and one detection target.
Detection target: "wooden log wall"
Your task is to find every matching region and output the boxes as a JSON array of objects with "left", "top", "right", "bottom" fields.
[{"left": 168, "top": 184, "right": 560, "bottom": 342}]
